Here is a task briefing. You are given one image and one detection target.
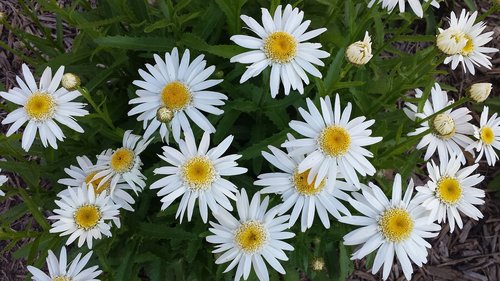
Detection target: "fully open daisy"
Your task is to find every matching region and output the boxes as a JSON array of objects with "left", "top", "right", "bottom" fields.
[
  {"left": 129, "top": 48, "right": 227, "bottom": 143},
  {"left": 255, "top": 134, "right": 354, "bottom": 232},
  {"left": 466, "top": 106, "right": 500, "bottom": 166},
  {"left": 49, "top": 184, "right": 120, "bottom": 248},
  {"left": 340, "top": 174, "right": 440, "bottom": 280},
  {"left": 151, "top": 131, "right": 247, "bottom": 223},
  {"left": 368, "top": 0, "right": 439, "bottom": 18},
  {"left": 282, "top": 94, "right": 382, "bottom": 189},
  {"left": 438, "top": 9, "right": 498, "bottom": 75},
  {"left": 206, "top": 189, "right": 295, "bottom": 281},
  {"left": 0, "top": 64, "right": 88, "bottom": 151},
  {"left": 404, "top": 83, "right": 474, "bottom": 164},
  {"left": 230, "top": 4, "right": 329, "bottom": 97},
  {"left": 58, "top": 154, "right": 136, "bottom": 211},
  {"left": 415, "top": 155, "right": 484, "bottom": 233},
  {"left": 90, "top": 130, "right": 151, "bottom": 195},
  {"left": 27, "top": 246, "right": 102, "bottom": 281},
  {"left": 0, "top": 168, "right": 7, "bottom": 196}
]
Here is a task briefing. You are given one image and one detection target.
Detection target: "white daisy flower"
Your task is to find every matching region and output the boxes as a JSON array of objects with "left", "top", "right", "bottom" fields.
[
  {"left": 368, "top": 0, "right": 439, "bottom": 18},
  {"left": 90, "top": 130, "right": 152, "bottom": 195},
  {"left": 0, "top": 168, "right": 7, "bottom": 196},
  {"left": 0, "top": 64, "right": 89, "bottom": 151},
  {"left": 206, "top": 189, "right": 295, "bottom": 281},
  {"left": 27, "top": 246, "right": 101, "bottom": 281},
  {"left": 404, "top": 83, "right": 474, "bottom": 164},
  {"left": 129, "top": 48, "right": 227, "bottom": 143},
  {"left": 230, "top": 4, "right": 330, "bottom": 98},
  {"left": 439, "top": 9, "right": 499, "bottom": 75},
  {"left": 49, "top": 184, "right": 120, "bottom": 248},
  {"left": 255, "top": 134, "right": 354, "bottom": 232},
  {"left": 466, "top": 106, "right": 500, "bottom": 166},
  {"left": 58, "top": 154, "right": 136, "bottom": 211},
  {"left": 415, "top": 155, "right": 485, "bottom": 233},
  {"left": 340, "top": 174, "right": 441, "bottom": 280},
  {"left": 282, "top": 94, "right": 382, "bottom": 189},
  {"left": 151, "top": 131, "right": 247, "bottom": 223}
]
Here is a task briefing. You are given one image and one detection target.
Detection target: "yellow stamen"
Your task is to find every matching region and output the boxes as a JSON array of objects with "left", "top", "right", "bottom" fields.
[
  {"left": 182, "top": 156, "right": 216, "bottom": 190},
  {"left": 53, "top": 277, "right": 72, "bottom": 281},
  {"left": 161, "top": 81, "right": 191, "bottom": 111},
  {"left": 318, "top": 125, "right": 351, "bottom": 157},
  {"left": 293, "top": 169, "right": 325, "bottom": 195},
  {"left": 25, "top": 92, "right": 56, "bottom": 121},
  {"left": 85, "top": 171, "right": 110, "bottom": 195},
  {"left": 110, "top": 148, "right": 135, "bottom": 173},
  {"left": 461, "top": 35, "right": 474, "bottom": 55},
  {"left": 379, "top": 208, "right": 414, "bottom": 242},
  {"left": 263, "top": 31, "right": 297, "bottom": 63},
  {"left": 74, "top": 204, "right": 101, "bottom": 230},
  {"left": 436, "top": 177, "right": 462, "bottom": 205},
  {"left": 235, "top": 221, "right": 267, "bottom": 253},
  {"left": 480, "top": 127, "right": 494, "bottom": 145}
]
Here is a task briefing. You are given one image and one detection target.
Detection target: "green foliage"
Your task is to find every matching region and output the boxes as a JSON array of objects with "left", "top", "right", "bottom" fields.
[{"left": 1, "top": 1, "right": 499, "bottom": 281}]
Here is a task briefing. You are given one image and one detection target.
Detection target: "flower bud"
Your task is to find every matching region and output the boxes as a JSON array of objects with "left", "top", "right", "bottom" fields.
[
  {"left": 61, "top": 73, "right": 81, "bottom": 91},
  {"left": 436, "top": 28, "right": 467, "bottom": 55},
  {"left": 156, "top": 106, "right": 173, "bottom": 123},
  {"left": 345, "top": 31, "right": 373, "bottom": 65},
  {"left": 0, "top": 12, "right": 6, "bottom": 23},
  {"left": 468, "top": 83, "right": 492, "bottom": 103},
  {"left": 311, "top": 257, "right": 325, "bottom": 271},
  {"left": 433, "top": 113, "right": 456, "bottom": 138}
]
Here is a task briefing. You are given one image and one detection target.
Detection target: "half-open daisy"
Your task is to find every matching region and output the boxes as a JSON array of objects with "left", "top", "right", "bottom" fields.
[
  {"left": 368, "top": 0, "right": 439, "bottom": 18},
  {"left": 58, "top": 154, "right": 136, "bottom": 211},
  {"left": 0, "top": 64, "right": 89, "bottom": 151},
  {"left": 438, "top": 9, "right": 498, "bottom": 75},
  {"left": 340, "top": 174, "right": 441, "bottom": 280},
  {"left": 404, "top": 83, "right": 474, "bottom": 164},
  {"left": 230, "top": 4, "right": 329, "bottom": 97},
  {"left": 466, "top": 106, "right": 500, "bottom": 166},
  {"left": 27, "top": 246, "right": 102, "bottom": 281},
  {"left": 151, "top": 131, "right": 247, "bottom": 223},
  {"left": 49, "top": 184, "right": 120, "bottom": 248},
  {"left": 129, "top": 48, "right": 227, "bottom": 143},
  {"left": 206, "top": 189, "right": 295, "bottom": 281},
  {"left": 90, "top": 130, "right": 151, "bottom": 195},
  {"left": 255, "top": 134, "right": 354, "bottom": 232},
  {"left": 0, "top": 168, "right": 7, "bottom": 196},
  {"left": 415, "top": 155, "right": 484, "bottom": 233},
  {"left": 282, "top": 94, "right": 382, "bottom": 189}
]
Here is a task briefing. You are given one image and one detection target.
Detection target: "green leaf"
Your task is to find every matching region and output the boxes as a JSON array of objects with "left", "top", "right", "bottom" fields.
[
  {"left": 181, "top": 33, "right": 243, "bottom": 58},
  {"left": 94, "top": 36, "right": 174, "bottom": 51}
]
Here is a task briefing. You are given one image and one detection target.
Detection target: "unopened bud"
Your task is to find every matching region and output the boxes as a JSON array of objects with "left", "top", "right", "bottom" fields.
[
  {"left": 468, "top": 83, "right": 492, "bottom": 103},
  {"left": 61, "top": 73, "right": 81, "bottom": 91},
  {"left": 433, "top": 113, "right": 456, "bottom": 138},
  {"left": 156, "top": 106, "right": 173, "bottom": 123},
  {"left": 311, "top": 257, "right": 325, "bottom": 271},
  {"left": 436, "top": 28, "right": 467, "bottom": 55},
  {"left": 345, "top": 31, "right": 373, "bottom": 65}
]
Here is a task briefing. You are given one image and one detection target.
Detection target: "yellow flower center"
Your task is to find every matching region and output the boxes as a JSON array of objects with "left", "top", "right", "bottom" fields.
[
  {"left": 432, "top": 113, "right": 456, "bottom": 139},
  {"left": 293, "top": 169, "right": 325, "bottom": 196},
  {"left": 436, "top": 177, "right": 462, "bottom": 205},
  {"left": 461, "top": 35, "right": 474, "bottom": 56},
  {"left": 161, "top": 81, "right": 191, "bottom": 111},
  {"left": 378, "top": 208, "right": 414, "bottom": 242},
  {"left": 74, "top": 204, "right": 101, "bottom": 230},
  {"left": 53, "top": 277, "right": 72, "bottom": 281},
  {"left": 263, "top": 31, "right": 297, "bottom": 63},
  {"left": 235, "top": 221, "right": 267, "bottom": 253},
  {"left": 480, "top": 126, "right": 494, "bottom": 145},
  {"left": 85, "top": 171, "right": 110, "bottom": 195},
  {"left": 110, "top": 148, "right": 135, "bottom": 173},
  {"left": 182, "top": 156, "right": 216, "bottom": 190},
  {"left": 25, "top": 92, "right": 56, "bottom": 121},
  {"left": 318, "top": 125, "right": 351, "bottom": 157}
]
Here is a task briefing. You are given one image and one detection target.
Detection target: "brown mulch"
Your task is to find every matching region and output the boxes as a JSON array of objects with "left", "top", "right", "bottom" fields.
[{"left": 0, "top": 0, "right": 499, "bottom": 281}]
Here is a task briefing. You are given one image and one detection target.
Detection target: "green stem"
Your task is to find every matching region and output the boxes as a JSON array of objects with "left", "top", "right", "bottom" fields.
[
  {"left": 16, "top": 187, "right": 50, "bottom": 231},
  {"left": 416, "top": 96, "right": 470, "bottom": 125},
  {"left": 78, "top": 86, "right": 115, "bottom": 129},
  {"left": 386, "top": 128, "right": 431, "bottom": 157}
]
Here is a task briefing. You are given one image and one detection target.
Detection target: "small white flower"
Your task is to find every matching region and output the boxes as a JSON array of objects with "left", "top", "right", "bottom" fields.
[
  {"left": 230, "top": 4, "right": 330, "bottom": 97},
  {"left": 206, "top": 189, "right": 295, "bottom": 281},
  {"left": 61, "top": 73, "right": 81, "bottom": 91},
  {"left": 283, "top": 94, "right": 382, "bottom": 189},
  {"left": 151, "top": 130, "right": 247, "bottom": 223},
  {"left": 415, "top": 155, "right": 484, "bottom": 233},
  {"left": 345, "top": 31, "right": 373, "bottom": 65},
  {"left": 0, "top": 64, "right": 89, "bottom": 151},
  {"left": 255, "top": 134, "right": 354, "bottom": 232},
  {"left": 49, "top": 185, "right": 120, "bottom": 248},
  {"left": 468, "top": 83, "right": 492, "bottom": 103},
  {"left": 340, "top": 174, "right": 441, "bottom": 280},
  {"left": 466, "top": 106, "right": 500, "bottom": 166},
  {"left": 439, "top": 9, "right": 499, "bottom": 75},
  {"left": 27, "top": 246, "right": 102, "bottom": 281},
  {"left": 404, "top": 83, "right": 474, "bottom": 164},
  {"left": 91, "top": 130, "right": 152, "bottom": 195},
  {"left": 368, "top": 0, "right": 440, "bottom": 18},
  {"left": 129, "top": 48, "right": 227, "bottom": 143},
  {"left": 0, "top": 168, "right": 7, "bottom": 196}
]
